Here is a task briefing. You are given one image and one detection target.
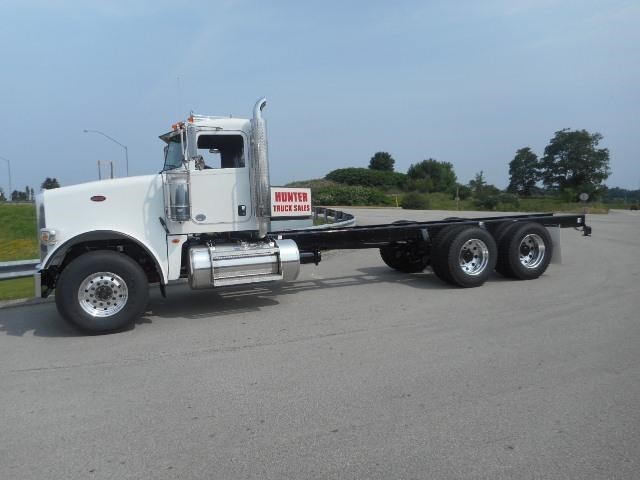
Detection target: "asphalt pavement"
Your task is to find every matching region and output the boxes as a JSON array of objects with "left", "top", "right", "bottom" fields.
[{"left": 1, "top": 209, "right": 638, "bottom": 479}]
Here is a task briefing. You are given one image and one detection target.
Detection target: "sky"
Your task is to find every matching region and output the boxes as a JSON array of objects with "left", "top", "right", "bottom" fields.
[{"left": 0, "top": 0, "right": 638, "bottom": 195}]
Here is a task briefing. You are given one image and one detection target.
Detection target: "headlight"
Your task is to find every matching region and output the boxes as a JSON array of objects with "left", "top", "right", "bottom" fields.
[{"left": 40, "top": 229, "right": 58, "bottom": 244}]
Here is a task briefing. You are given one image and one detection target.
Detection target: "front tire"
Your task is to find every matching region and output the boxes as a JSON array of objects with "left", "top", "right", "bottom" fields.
[{"left": 55, "top": 251, "right": 149, "bottom": 334}]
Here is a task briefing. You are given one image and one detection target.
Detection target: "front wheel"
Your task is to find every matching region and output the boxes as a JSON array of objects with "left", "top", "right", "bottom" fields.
[{"left": 55, "top": 251, "right": 149, "bottom": 334}]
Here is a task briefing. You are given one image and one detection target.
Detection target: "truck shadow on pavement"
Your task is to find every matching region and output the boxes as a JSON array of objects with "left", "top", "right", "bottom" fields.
[
  {"left": 143, "top": 266, "right": 458, "bottom": 323},
  {"left": 0, "top": 302, "right": 81, "bottom": 337},
  {"left": 0, "top": 302, "right": 153, "bottom": 338},
  {"left": 0, "top": 267, "right": 506, "bottom": 337}
]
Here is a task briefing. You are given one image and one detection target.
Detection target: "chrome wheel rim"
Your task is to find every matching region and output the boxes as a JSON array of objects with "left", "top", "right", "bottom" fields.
[
  {"left": 519, "top": 234, "right": 546, "bottom": 269},
  {"left": 78, "top": 272, "right": 128, "bottom": 317},
  {"left": 459, "top": 239, "right": 490, "bottom": 276}
]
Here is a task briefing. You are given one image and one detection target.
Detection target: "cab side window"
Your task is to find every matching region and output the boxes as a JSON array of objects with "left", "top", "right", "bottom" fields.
[{"left": 196, "top": 135, "right": 245, "bottom": 169}]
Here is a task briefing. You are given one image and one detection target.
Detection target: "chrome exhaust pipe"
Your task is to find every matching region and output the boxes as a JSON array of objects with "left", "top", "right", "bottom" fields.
[{"left": 251, "top": 97, "right": 271, "bottom": 238}]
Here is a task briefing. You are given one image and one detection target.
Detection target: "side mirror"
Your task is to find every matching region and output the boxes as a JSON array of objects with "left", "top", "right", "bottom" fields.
[
  {"left": 164, "top": 145, "right": 168, "bottom": 160},
  {"left": 193, "top": 155, "right": 205, "bottom": 170}
]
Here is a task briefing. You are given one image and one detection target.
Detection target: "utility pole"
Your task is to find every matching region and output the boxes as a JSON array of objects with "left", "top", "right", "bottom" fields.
[
  {"left": 0, "top": 155, "right": 13, "bottom": 201},
  {"left": 97, "top": 160, "right": 115, "bottom": 180},
  {"left": 84, "top": 129, "right": 129, "bottom": 177}
]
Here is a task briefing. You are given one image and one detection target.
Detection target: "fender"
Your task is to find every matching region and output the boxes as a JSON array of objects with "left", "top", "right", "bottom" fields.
[{"left": 42, "top": 230, "right": 167, "bottom": 285}]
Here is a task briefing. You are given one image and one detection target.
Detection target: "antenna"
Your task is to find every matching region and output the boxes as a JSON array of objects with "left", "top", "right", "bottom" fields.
[{"left": 177, "top": 76, "right": 184, "bottom": 117}]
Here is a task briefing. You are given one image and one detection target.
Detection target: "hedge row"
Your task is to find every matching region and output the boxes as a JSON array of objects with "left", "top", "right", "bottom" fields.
[
  {"left": 325, "top": 168, "right": 407, "bottom": 189},
  {"left": 312, "top": 184, "right": 393, "bottom": 206}
]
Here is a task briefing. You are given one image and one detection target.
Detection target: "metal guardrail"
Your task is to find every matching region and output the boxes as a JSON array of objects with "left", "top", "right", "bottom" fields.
[
  {"left": 311, "top": 207, "right": 356, "bottom": 229},
  {"left": 0, "top": 259, "right": 40, "bottom": 280}
]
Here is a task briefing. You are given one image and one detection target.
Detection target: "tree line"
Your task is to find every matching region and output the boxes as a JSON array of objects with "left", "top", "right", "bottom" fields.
[
  {"left": 507, "top": 129, "right": 610, "bottom": 200},
  {"left": 0, "top": 177, "right": 60, "bottom": 202},
  {"left": 321, "top": 127, "right": 616, "bottom": 207}
]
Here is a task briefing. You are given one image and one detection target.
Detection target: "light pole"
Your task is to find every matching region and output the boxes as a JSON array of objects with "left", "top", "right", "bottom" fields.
[
  {"left": 83, "top": 129, "right": 129, "bottom": 177},
  {"left": 0, "top": 155, "right": 12, "bottom": 201}
]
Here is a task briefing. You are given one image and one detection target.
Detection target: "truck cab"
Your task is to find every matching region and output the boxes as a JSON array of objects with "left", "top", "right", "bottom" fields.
[
  {"left": 161, "top": 116, "right": 255, "bottom": 232},
  {"left": 37, "top": 99, "right": 302, "bottom": 333}
]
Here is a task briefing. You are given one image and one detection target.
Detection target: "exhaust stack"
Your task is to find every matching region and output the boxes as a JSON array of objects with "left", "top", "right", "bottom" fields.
[{"left": 251, "top": 97, "right": 271, "bottom": 238}]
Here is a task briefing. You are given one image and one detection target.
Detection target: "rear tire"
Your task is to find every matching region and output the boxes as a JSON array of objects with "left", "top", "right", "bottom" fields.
[
  {"left": 55, "top": 250, "right": 149, "bottom": 334},
  {"left": 432, "top": 226, "right": 497, "bottom": 287},
  {"left": 379, "top": 220, "right": 428, "bottom": 273},
  {"left": 496, "top": 222, "right": 553, "bottom": 280},
  {"left": 379, "top": 244, "right": 428, "bottom": 273},
  {"left": 490, "top": 220, "right": 516, "bottom": 245},
  {"left": 430, "top": 225, "right": 466, "bottom": 283}
]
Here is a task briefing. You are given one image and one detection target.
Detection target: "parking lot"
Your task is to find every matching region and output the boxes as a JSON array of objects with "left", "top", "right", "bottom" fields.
[{"left": 1, "top": 209, "right": 638, "bottom": 479}]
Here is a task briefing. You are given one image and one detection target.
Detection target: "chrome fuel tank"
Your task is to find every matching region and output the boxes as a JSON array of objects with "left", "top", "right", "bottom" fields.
[{"left": 188, "top": 239, "right": 300, "bottom": 289}]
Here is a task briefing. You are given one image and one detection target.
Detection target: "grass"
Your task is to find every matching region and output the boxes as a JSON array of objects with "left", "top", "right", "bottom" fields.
[
  {"left": 0, "top": 203, "right": 39, "bottom": 261},
  {"left": 0, "top": 203, "right": 38, "bottom": 301},
  {"left": 393, "top": 192, "right": 610, "bottom": 213},
  {"left": 517, "top": 197, "right": 609, "bottom": 214},
  {"left": 0, "top": 277, "right": 35, "bottom": 301},
  {"left": 415, "top": 192, "right": 476, "bottom": 210}
]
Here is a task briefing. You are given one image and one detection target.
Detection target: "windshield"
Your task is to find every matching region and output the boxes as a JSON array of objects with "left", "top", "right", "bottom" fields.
[{"left": 163, "top": 135, "right": 184, "bottom": 171}]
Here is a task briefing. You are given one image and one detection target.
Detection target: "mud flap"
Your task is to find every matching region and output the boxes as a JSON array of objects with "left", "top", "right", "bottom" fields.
[{"left": 547, "top": 226, "right": 562, "bottom": 264}]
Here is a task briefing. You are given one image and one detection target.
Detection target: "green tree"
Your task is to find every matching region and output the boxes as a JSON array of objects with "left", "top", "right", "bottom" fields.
[
  {"left": 468, "top": 171, "right": 486, "bottom": 197},
  {"left": 0, "top": 188, "right": 5, "bottom": 202},
  {"left": 468, "top": 171, "right": 500, "bottom": 201},
  {"left": 407, "top": 158, "right": 457, "bottom": 193},
  {"left": 368, "top": 152, "right": 395, "bottom": 171},
  {"left": 11, "top": 190, "right": 28, "bottom": 201},
  {"left": 540, "top": 129, "right": 610, "bottom": 199},
  {"left": 604, "top": 187, "right": 640, "bottom": 204},
  {"left": 41, "top": 177, "right": 60, "bottom": 190},
  {"left": 455, "top": 184, "right": 472, "bottom": 200},
  {"left": 507, "top": 147, "right": 540, "bottom": 196}
]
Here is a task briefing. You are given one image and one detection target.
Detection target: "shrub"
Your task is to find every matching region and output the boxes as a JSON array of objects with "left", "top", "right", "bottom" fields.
[
  {"left": 312, "top": 184, "right": 392, "bottom": 206},
  {"left": 406, "top": 159, "right": 457, "bottom": 193},
  {"left": 456, "top": 184, "right": 472, "bottom": 200},
  {"left": 559, "top": 187, "right": 579, "bottom": 203},
  {"left": 474, "top": 195, "right": 499, "bottom": 210},
  {"left": 285, "top": 178, "right": 335, "bottom": 189},
  {"left": 326, "top": 168, "right": 407, "bottom": 190},
  {"left": 406, "top": 178, "right": 433, "bottom": 193},
  {"left": 496, "top": 192, "right": 520, "bottom": 209},
  {"left": 401, "top": 192, "right": 430, "bottom": 210}
]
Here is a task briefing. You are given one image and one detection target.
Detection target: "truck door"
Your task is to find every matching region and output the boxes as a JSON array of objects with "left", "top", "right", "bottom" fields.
[{"left": 188, "top": 132, "right": 254, "bottom": 230}]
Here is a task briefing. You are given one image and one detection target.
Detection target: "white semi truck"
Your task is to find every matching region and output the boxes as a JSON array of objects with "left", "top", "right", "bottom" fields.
[{"left": 36, "top": 98, "right": 591, "bottom": 334}]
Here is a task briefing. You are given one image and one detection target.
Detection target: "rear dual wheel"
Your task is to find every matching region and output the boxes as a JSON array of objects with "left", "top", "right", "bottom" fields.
[
  {"left": 431, "top": 226, "right": 497, "bottom": 287},
  {"left": 379, "top": 220, "right": 429, "bottom": 273},
  {"left": 381, "top": 220, "right": 552, "bottom": 286},
  {"left": 379, "top": 244, "right": 428, "bottom": 273},
  {"left": 496, "top": 222, "right": 552, "bottom": 280}
]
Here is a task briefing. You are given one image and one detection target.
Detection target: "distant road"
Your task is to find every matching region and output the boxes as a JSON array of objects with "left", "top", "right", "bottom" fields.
[{"left": 1, "top": 209, "right": 639, "bottom": 479}]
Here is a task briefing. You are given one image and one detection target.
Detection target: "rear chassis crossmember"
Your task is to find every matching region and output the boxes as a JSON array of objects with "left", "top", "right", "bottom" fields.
[{"left": 272, "top": 213, "right": 591, "bottom": 257}]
